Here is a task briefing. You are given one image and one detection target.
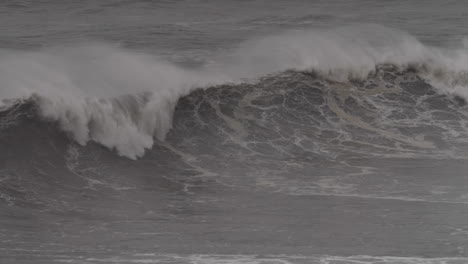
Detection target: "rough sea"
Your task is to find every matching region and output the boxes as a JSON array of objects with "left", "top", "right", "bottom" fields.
[{"left": 2, "top": 1, "right": 468, "bottom": 263}]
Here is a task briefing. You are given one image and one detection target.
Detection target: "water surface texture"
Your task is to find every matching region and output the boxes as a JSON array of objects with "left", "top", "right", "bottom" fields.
[{"left": 2, "top": 1, "right": 468, "bottom": 263}]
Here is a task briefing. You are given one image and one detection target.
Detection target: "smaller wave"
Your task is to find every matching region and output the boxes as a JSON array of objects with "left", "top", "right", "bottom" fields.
[{"left": 2, "top": 25, "right": 468, "bottom": 158}]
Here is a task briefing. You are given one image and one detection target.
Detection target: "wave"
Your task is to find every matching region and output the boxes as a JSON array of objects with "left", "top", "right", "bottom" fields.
[{"left": 2, "top": 24, "right": 468, "bottom": 158}]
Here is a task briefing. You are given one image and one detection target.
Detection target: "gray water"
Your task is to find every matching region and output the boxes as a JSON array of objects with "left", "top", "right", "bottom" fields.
[
  {"left": 2, "top": 1, "right": 468, "bottom": 54},
  {"left": 2, "top": 1, "right": 468, "bottom": 264}
]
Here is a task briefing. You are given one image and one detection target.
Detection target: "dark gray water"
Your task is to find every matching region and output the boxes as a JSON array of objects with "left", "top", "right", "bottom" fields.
[{"left": 2, "top": 1, "right": 468, "bottom": 264}]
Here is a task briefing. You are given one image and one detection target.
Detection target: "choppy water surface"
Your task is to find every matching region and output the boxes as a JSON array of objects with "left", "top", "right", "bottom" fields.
[{"left": 2, "top": 1, "right": 468, "bottom": 263}]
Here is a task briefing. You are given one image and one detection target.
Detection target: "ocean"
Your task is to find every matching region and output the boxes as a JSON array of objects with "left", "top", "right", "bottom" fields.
[{"left": 2, "top": 1, "right": 468, "bottom": 263}]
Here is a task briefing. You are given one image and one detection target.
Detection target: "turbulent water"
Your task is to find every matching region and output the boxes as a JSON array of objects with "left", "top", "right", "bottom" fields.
[{"left": 3, "top": 1, "right": 468, "bottom": 264}]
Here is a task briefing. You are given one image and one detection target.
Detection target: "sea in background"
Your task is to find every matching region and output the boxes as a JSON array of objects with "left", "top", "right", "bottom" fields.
[{"left": 2, "top": 1, "right": 468, "bottom": 263}]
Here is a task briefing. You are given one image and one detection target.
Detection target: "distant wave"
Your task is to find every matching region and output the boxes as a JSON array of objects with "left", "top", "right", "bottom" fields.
[{"left": 2, "top": 24, "right": 468, "bottom": 158}]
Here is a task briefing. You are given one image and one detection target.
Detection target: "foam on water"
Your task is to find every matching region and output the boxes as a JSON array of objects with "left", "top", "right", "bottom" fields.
[{"left": 53, "top": 254, "right": 468, "bottom": 264}]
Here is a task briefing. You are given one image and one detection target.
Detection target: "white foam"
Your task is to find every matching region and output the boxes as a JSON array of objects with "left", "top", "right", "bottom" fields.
[
  {"left": 58, "top": 254, "right": 468, "bottom": 264},
  {"left": 0, "top": 44, "right": 225, "bottom": 159}
]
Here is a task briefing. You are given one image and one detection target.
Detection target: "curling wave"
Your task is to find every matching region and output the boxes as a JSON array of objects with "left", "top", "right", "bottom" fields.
[{"left": 2, "top": 24, "right": 468, "bottom": 158}]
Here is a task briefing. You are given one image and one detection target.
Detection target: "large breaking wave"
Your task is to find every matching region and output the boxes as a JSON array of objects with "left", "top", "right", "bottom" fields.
[{"left": 2, "top": 24, "right": 468, "bottom": 159}]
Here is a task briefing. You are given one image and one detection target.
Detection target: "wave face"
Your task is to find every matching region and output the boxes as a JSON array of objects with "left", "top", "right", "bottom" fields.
[
  {"left": 3, "top": 64, "right": 468, "bottom": 202},
  {"left": 2, "top": 25, "right": 468, "bottom": 159}
]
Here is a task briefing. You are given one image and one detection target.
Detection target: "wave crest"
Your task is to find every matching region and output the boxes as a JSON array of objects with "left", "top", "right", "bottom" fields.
[{"left": 2, "top": 25, "right": 468, "bottom": 158}]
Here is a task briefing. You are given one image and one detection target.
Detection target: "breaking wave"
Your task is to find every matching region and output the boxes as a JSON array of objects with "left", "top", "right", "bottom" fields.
[{"left": 2, "top": 24, "right": 468, "bottom": 158}]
